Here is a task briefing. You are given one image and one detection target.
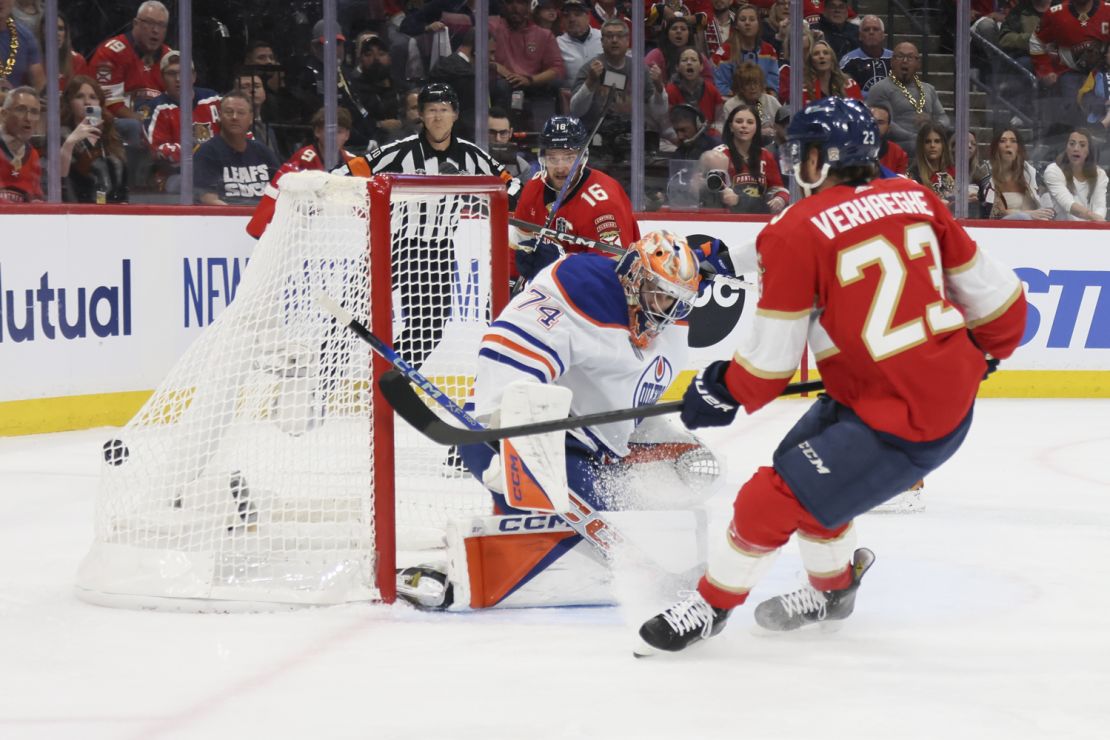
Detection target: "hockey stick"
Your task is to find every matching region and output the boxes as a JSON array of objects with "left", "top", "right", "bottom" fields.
[
  {"left": 316, "top": 290, "right": 639, "bottom": 563},
  {"left": 381, "top": 369, "right": 824, "bottom": 446},
  {"left": 509, "top": 217, "right": 759, "bottom": 291}
]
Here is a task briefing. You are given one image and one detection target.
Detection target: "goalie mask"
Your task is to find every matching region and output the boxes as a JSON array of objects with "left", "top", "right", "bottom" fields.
[
  {"left": 617, "top": 231, "right": 701, "bottom": 348},
  {"left": 540, "top": 116, "right": 588, "bottom": 192}
]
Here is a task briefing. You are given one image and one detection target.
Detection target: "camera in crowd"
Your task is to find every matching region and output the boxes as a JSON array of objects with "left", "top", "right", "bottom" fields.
[{"left": 704, "top": 169, "right": 730, "bottom": 193}]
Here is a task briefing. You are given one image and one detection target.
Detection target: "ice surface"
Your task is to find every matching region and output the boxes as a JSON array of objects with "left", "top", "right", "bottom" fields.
[{"left": 1, "top": 398, "right": 1107, "bottom": 739}]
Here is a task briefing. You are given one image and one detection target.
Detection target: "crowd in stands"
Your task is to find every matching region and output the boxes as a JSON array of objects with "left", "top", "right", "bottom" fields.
[{"left": 0, "top": 0, "right": 1108, "bottom": 220}]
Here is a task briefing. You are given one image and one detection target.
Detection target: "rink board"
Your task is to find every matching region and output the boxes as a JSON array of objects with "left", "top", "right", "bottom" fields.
[{"left": 1, "top": 210, "right": 1108, "bottom": 434}]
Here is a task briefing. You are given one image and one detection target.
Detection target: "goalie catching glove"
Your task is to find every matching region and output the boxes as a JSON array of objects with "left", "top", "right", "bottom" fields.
[{"left": 681, "top": 360, "right": 740, "bottom": 430}]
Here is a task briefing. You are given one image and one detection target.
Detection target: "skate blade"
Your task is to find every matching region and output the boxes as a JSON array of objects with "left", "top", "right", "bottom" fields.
[
  {"left": 632, "top": 637, "right": 659, "bottom": 658},
  {"left": 751, "top": 619, "right": 846, "bottom": 637}
]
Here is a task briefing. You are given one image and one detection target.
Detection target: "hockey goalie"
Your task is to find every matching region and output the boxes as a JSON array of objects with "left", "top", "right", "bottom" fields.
[{"left": 398, "top": 231, "right": 736, "bottom": 610}]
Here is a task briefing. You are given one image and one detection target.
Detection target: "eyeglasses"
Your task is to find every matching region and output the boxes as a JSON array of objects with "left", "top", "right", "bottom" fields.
[
  {"left": 893, "top": 53, "right": 920, "bottom": 61},
  {"left": 7, "top": 105, "right": 41, "bottom": 118},
  {"left": 489, "top": 128, "right": 512, "bottom": 139},
  {"left": 601, "top": 32, "right": 628, "bottom": 40},
  {"left": 136, "top": 17, "right": 169, "bottom": 30}
]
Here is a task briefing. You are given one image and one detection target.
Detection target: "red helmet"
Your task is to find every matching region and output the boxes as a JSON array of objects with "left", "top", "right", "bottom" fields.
[{"left": 617, "top": 230, "right": 701, "bottom": 347}]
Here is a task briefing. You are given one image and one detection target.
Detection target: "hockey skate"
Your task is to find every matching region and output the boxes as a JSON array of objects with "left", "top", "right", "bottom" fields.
[
  {"left": 634, "top": 591, "right": 731, "bottom": 657},
  {"left": 396, "top": 566, "right": 454, "bottom": 610},
  {"left": 753, "top": 548, "right": 875, "bottom": 632}
]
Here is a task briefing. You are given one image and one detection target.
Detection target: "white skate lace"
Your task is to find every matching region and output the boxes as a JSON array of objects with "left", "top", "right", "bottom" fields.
[
  {"left": 661, "top": 591, "right": 716, "bottom": 638},
  {"left": 777, "top": 586, "right": 828, "bottom": 621}
]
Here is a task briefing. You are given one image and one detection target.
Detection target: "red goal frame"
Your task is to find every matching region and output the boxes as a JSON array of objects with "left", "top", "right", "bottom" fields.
[{"left": 367, "top": 174, "right": 510, "bottom": 602}]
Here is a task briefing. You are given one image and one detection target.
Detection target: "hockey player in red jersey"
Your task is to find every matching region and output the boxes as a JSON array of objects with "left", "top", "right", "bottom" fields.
[
  {"left": 512, "top": 116, "right": 640, "bottom": 283},
  {"left": 637, "top": 97, "right": 1028, "bottom": 655},
  {"left": 1030, "top": 0, "right": 1110, "bottom": 125},
  {"left": 246, "top": 107, "right": 356, "bottom": 239}
]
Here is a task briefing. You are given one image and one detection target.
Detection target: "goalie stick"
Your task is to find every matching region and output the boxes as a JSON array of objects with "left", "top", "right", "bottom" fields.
[
  {"left": 509, "top": 217, "right": 758, "bottom": 291},
  {"left": 316, "top": 291, "right": 653, "bottom": 564},
  {"left": 380, "top": 370, "right": 824, "bottom": 446}
]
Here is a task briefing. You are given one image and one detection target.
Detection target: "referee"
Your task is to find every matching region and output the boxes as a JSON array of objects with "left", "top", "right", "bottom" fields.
[{"left": 337, "top": 83, "right": 520, "bottom": 368}]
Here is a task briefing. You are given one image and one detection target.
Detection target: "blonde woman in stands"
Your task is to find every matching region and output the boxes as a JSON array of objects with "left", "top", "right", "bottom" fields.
[
  {"left": 1041, "top": 128, "right": 1107, "bottom": 221},
  {"left": 719, "top": 61, "right": 780, "bottom": 145},
  {"left": 982, "top": 128, "right": 1054, "bottom": 220}
]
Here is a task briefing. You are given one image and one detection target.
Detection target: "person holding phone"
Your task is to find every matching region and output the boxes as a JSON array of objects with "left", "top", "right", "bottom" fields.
[{"left": 60, "top": 75, "right": 128, "bottom": 203}]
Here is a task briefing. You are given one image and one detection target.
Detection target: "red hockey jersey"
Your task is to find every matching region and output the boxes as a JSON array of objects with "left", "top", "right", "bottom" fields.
[
  {"left": 714, "top": 145, "right": 790, "bottom": 206},
  {"left": 513, "top": 167, "right": 640, "bottom": 255},
  {"left": 87, "top": 33, "right": 170, "bottom": 115},
  {"left": 1030, "top": 1, "right": 1110, "bottom": 76},
  {"left": 245, "top": 144, "right": 356, "bottom": 238},
  {"left": 723, "top": 176, "right": 1027, "bottom": 442},
  {"left": 147, "top": 95, "right": 223, "bottom": 163},
  {"left": 0, "top": 144, "right": 43, "bottom": 203}
]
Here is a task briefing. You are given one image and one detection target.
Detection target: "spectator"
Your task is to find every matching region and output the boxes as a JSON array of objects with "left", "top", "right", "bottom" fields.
[
  {"left": 761, "top": 0, "right": 789, "bottom": 56},
  {"left": 667, "top": 47, "right": 725, "bottom": 136},
  {"left": 10, "top": 0, "right": 39, "bottom": 30},
  {"left": 669, "top": 102, "right": 721, "bottom": 160},
  {"left": 397, "top": 87, "right": 424, "bottom": 139},
  {"left": 949, "top": 129, "right": 992, "bottom": 213},
  {"left": 1030, "top": 0, "right": 1110, "bottom": 133},
  {"left": 399, "top": 0, "right": 478, "bottom": 40},
  {"left": 43, "top": 11, "right": 87, "bottom": 92},
  {"left": 430, "top": 29, "right": 510, "bottom": 140},
  {"left": 1042, "top": 127, "right": 1108, "bottom": 221},
  {"left": 490, "top": 0, "right": 566, "bottom": 130},
  {"left": 194, "top": 92, "right": 281, "bottom": 206},
  {"left": 60, "top": 75, "right": 128, "bottom": 203},
  {"left": 840, "top": 15, "right": 892, "bottom": 93},
  {"left": 1079, "top": 41, "right": 1110, "bottom": 130},
  {"left": 354, "top": 35, "right": 405, "bottom": 145},
  {"left": 0, "top": 85, "right": 40, "bottom": 201},
  {"left": 146, "top": 51, "right": 221, "bottom": 165},
  {"left": 775, "top": 23, "right": 813, "bottom": 103},
  {"left": 645, "top": 14, "right": 713, "bottom": 82},
  {"left": 783, "top": 39, "right": 861, "bottom": 107},
  {"left": 291, "top": 20, "right": 376, "bottom": 149},
  {"left": 487, "top": 105, "right": 535, "bottom": 178},
  {"left": 720, "top": 61, "right": 780, "bottom": 145},
  {"left": 705, "top": 103, "right": 787, "bottom": 213},
  {"left": 0, "top": 0, "right": 44, "bottom": 99},
  {"left": 705, "top": 0, "right": 737, "bottom": 68},
  {"left": 999, "top": 0, "right": 1050, "bottom": 67},
  {"left": 982, "top": 128, "right": 1054, "bottom": 219},
  {"left": 908, "top": 122, "right": 954, "bottom": 201},
  {"left": 866, "top": 42, "right": 951, "bottom": 156},
  {"left": 243, "top": 40, "right": 308, "bottom": 144},
  {"left": 245, "top": 106, "right": 356, "bottom": 238},
  {"left": 532, "top": 0, "right": 561, "bottom": 34},
  {"left": 869, "top": 102, "right": 908, "bottom": 176},
  {"left": 87, "top": 0, "right": 170, "bottom": 126},
  {"left": 558, "top": 1, "right": 603, "bottom": 83},
  {"left": 714, "top": 5, "right": 779, "bottom": 96},
  {"left": 770, "top": 102, "right": 790, "bottom": 158},
  {"left": 570, "top": 19, "right": 669, "bottom": 133},
  {"left": 589, "top": 0, "right": 631, "bottom": 29},
  {"left": 812, "top": 0, "right": 858, "bottom": 61},
  {"left": 234, "top": 70, "right": 284, "bottom": 159}
]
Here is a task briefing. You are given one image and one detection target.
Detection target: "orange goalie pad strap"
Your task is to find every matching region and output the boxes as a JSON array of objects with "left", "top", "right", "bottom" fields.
[{"left": 464, "top": 529, "right": 578, "bottom": 608}]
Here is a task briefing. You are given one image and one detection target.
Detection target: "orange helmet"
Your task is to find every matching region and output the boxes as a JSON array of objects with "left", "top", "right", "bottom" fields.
[{"left": 617, "top": 230, "right": 702, "bottom": 347}]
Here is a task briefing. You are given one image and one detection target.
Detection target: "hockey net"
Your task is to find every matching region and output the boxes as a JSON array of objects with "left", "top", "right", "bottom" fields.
[{"left": 76, "top": 171, "right": 509, "bottom": 609}]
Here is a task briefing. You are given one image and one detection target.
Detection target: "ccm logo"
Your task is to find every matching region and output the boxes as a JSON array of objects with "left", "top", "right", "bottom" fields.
[
  {"left": 798, "top": 441, "right": 831, "bottom": 474},
  {"left": 497, "top": 514, "right": 569, "bottom": 532}
]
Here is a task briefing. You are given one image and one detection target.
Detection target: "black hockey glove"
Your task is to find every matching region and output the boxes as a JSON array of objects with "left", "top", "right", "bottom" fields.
[
  {"left": 681, "top": 360, "right": 740, "bottom": 429},
  {"left": 514, "top": 237, "right": 561, "bottom": 282},
  {"left": 983, "top": 355, "right": 1000, "bottom": 379}
]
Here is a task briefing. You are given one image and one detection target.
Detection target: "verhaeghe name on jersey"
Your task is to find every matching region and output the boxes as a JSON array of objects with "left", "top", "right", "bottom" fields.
[{"left": 810, "top": 188, "right": 934, "bottom": 239}]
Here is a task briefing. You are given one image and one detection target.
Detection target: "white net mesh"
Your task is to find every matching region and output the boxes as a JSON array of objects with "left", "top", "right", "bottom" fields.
[{"left": 76, "top": 171, "right": 497, "bottom": 608}]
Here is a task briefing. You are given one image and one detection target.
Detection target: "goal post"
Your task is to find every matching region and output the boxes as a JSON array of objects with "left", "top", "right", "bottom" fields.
[{"left": 75, "top": 171, "right": 509, "bottom": 609}]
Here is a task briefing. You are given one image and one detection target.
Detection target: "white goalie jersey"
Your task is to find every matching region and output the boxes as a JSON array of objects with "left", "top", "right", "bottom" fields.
[{"left": 468, "top": 253, "right": 689, "bottom": 458}]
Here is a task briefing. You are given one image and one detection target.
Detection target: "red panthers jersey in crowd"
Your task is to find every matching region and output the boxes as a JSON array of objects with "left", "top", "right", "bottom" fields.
[
  {"left": 245, "top": 144, "right": 356, "bottom": 239},
  {"left": 0, "top": 144, "right": 43, "bottom": 203},
  {"left": 724, "top": 176, "right": 1027, "bottom": 442},
  {"left": 1030, "top": 1, "right": 1110, "bottom": 76},
  {"left": 147, "top": 95, "right": 223, "bottom": 163},
  {"left": 713, "top": 145, "right": 790, "bottom": 206},
  {"left": 513, "top": 167, "right": 640, "bottom": 255},
  {"left": 88, "top": 33, "right": 170, "bottom": 116}
]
